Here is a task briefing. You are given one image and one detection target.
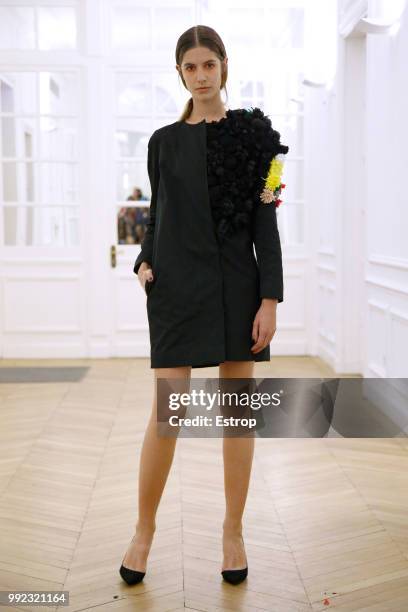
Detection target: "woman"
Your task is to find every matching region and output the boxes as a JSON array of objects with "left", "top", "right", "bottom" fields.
[{"left": 119, "top": 25, "right": 288, "bottom": 587}]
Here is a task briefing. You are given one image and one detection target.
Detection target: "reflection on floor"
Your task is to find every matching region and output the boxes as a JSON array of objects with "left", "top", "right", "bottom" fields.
[{"left": 0, "top": 367, "right": 89, "bottom": 383}]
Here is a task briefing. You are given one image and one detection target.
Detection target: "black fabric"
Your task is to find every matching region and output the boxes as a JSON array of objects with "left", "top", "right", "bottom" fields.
[
  {"left": 134, "top": 108, "right": 288, "bottom": 369},
  {"left": 206, "top": 107, "right": 288, "bottom": 244}
]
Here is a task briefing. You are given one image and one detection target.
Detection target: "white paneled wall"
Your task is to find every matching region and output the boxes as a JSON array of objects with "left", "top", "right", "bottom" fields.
[{"left": 306, "top": 0, "right": 408, "bottom": 376}]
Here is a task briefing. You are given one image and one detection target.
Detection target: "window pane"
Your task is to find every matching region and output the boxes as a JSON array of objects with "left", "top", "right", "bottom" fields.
[
  {"left": 269, "top": 70, "right": 305, "bottom": 114},
  {"left": 154, "top": 73, "right": 180, "bottom": 115},
  {"left": 241, "top": 82, "right": 254, "bottom": 98},
  {"left": 117, "top": 205, "right": 150, "bottom": 245},
  {"left": 40, "top": 163, "right": 79, "bottom": 204},
  {"left": 0, "top": 7, "right": 35, "bottom": 50},
  {"left": 115, "top": 119, "right": 150, "bottom": 158},
  {"left": 279, "top": 203, "right": 304, "bottom": 245},
  {"left": 40, "top": 117, "right": 78, "bottom": 160},
  {"left": 3, "top": 206, "right": 79, "bottom": 246},
  {"left": 1, "top": 118, "right": 16, "bottom": 157},
  {"left": 3, "top": 206, "right": 18, "bottom": 244},
  {"left": 39, "top": 72, "right": 79, "bottom": 115},
  {"left": 112, "top": 7, "right": 151, "bottom": 50},
  {"left": 2, "top": 161, "right": 17, "bottom": 201},
  {"left": 154, "top": 8, "right": 194, "bottom": 51},
  {"left": 38, "top": 7, "right": 76, "bottom": 50},
  {"left": 271, "top": 114, "right": 304, "bottom": 157},
  {"left": 227, "top": 9, "right": 264, "bottom": 47},
  {"left": 1, "top": 73, "right": 37, "bottom": 115},
  {"left": 1, "top": 118, "right": 37, "bottom": 159},
  {"left": 116, "top": 162, "right": 149, "bottom": 202},
  {"left": 1, "top": 71, "right": 78, "bottom": 115},
  {"left": 256, "top": 82, "right": 265, "bottom": 97},
  {"left": 280, "top": 160, "right": 303, "bottom": 202},
  {"left": 267, "top": 8, "right": 304, "bottom": 48},
  {"left": 2, "top": 161, "right": 36, "bottom": 203},
  {"left": 116, "top": 73, "right": 152, "bottom": 115}
]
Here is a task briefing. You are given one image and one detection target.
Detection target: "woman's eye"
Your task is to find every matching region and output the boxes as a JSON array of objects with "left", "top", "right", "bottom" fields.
[{"left": 186, "top": 64, "right": 215, "bottom": 71}]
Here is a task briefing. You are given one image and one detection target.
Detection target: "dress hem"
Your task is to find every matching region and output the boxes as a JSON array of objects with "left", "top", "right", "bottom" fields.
[{"left": 150, "top": 355, "right": 271, "bottom": 369}]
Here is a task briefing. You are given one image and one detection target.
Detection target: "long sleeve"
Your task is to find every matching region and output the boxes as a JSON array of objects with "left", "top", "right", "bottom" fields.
[
  {"left": 253, "top": 200, "right": 284, "bottom": 301},
  {"left": 252, "top": 111, "right": 289, "bottom": 302},
  {"left": 133, "top": 131, "right": 160, "bottom": 275}
]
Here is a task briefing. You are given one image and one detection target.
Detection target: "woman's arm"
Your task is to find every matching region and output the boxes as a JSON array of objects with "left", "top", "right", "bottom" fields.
[
  {"left": 253, "top": 202, "right": 284, "bottom": 302},
  {"left": 250, "top": 111, "right": 288, "bottom": 353},
  {"left": 252, "top": 111, "right": 288, "bottom": 303},
  {"left": 133, "top": 131, "right": 160, "bottom": 275},
  {"left": 251, "top": 200, "right": 282, "bottom": 354}
]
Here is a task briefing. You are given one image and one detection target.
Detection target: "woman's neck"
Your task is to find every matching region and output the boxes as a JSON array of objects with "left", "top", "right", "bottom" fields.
[{"left": 188, "top": 100, "right": 227, "bottom": 123}]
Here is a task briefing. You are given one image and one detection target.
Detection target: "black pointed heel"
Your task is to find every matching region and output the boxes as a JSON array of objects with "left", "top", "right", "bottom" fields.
[
  {"left": 119, "top": 563, "right": 145, "bottom": 585},
  {"left": 221, "top": 566, "right": 248, "bottom": 585},
  {"left": 221, "top": 534, "right": 248, "bottom": 585},
  {"left": 119, "top": 534, "right": 148, "bottom": 585}
]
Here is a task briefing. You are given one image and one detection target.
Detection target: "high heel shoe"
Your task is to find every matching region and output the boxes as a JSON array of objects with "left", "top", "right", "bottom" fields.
[
  {"left": 119, "top": 563, "right": 145, "bottom": 585},
  {"left": 221, "top": 534, "right": 248, "bottom": 585},
  {"left": 118, "top": 535, "right": 147, "bottom": 585}
]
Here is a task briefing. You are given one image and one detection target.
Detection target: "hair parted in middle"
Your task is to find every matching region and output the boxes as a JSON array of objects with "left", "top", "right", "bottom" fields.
[{"left": 175, "top": 25, "right": 229, "bottom": 122}]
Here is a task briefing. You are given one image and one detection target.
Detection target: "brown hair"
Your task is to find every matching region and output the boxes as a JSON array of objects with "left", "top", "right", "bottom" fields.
[{"left": 175, "top": 25, "right": 228, "bottom": 122}]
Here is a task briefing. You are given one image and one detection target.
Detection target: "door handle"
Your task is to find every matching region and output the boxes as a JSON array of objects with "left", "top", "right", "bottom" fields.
[{"left": 111, "top": 245, "right": 116, "bottom": 268}]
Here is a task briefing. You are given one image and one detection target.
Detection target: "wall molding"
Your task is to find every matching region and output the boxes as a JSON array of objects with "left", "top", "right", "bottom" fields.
[
  {"left": 317, "top": 264, "right": 336, "bottom": 274},
  {"left": 390, "top": 308, "right": 408, "bottom": 323},
  {"left": 339, "top": 0, "right": 368, "bottom": 38},
  {"left": 317, "top": 248, "right": 336, "bottom": 256},
  {"left": 319, "top": 329, "right": 336, "bottom": 345},
  {"left": 366, "top": 277, "right": 408, "bottom": 296},
  {"left": 4, "top": 275, "right": 81, "bottom": 281},
  {"left": 367, "top": 299, "right": 388, "bottom": 312},
  {"left": 368, "top": 255, "right": 408, "bottom": 270},
  {"left": 3, "top": 258, "right": 82, "bottom": 265},
  {"left": 4, "top": 326, "right": 82, "bottom": 333},
  {"left": 367, "top": 362, "right": 386, "bottom": 378},
  {"left": 318, "top": 281, "right": 336, "bottom": 292}
]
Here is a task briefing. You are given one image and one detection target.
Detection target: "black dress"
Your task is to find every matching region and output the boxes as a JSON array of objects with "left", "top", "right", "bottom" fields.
[{"left": 133, "top": 107, "right": 289, "bottom": 369}]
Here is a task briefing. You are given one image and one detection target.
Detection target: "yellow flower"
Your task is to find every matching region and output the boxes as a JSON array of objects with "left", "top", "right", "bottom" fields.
[{"left": 264, "top": 154, "right": 285, "bottom": 192}]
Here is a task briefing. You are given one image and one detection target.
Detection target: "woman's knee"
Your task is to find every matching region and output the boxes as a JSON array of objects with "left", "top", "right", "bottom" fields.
[
  {"left": 154, "top": 366, "right": 192, "bottom": 380},
  {"left": 219, "top": 360, "right": 254, "bottom": 378},
  {"left": 153, "top": 366, "right": 191, "bottom": 423}
]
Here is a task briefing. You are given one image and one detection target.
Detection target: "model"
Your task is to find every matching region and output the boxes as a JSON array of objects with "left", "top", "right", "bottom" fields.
[{"left": 119, "top": 24, "right": 289, "bottom": 587}]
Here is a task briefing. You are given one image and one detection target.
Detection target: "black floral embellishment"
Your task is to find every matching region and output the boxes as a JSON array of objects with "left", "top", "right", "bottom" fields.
[
  {"left": 218, "top": 199, "right": 235, "bottom": 217},
  {"left": 205, "top": 107, "right": 290, "bottom": 243}
]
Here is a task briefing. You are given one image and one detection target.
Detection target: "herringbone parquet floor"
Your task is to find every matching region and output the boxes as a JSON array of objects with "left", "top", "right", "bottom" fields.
[{"left": 0, "top": 358, "right": 407, "bottom": 612}]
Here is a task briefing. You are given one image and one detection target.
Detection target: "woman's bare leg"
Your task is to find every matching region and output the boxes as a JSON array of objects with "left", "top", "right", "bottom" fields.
[
  {"left": 122, "top": 365, "right": 191, "bottom": 572},
  {"left": 219, "top": 360, "right": 255, "bottom": 571}
]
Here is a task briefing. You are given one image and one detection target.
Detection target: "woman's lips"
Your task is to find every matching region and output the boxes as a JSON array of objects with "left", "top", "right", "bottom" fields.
[{"left": 197, "top": 87, "right": 209, "bottom": 91}]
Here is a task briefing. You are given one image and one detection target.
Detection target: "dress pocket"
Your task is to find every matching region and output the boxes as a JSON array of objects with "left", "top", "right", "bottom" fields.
[{"left": 144, "top": 278, "right": 155, "bottom": 296}]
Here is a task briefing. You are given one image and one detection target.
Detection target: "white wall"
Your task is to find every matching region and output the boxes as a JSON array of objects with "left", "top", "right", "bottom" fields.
[
  {"left": 364, "top": 3, "right": 408, "bottom": 376},
  {"left": 306, "top": 0, "right": 408, "bottom": 376}
]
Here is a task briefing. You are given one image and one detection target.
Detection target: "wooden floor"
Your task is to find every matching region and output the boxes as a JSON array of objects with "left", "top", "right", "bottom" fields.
[{"left": 0, "top": 357, "right": 408, "bottom": 612}]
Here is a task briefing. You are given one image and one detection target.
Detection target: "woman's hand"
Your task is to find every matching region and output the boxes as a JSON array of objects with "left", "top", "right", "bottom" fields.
[
  {"left": 138, "top": 261, "right": 154, "bottom": 290},
  {"left": 251, "top": 298, "right": 278, "bottom": 354}
]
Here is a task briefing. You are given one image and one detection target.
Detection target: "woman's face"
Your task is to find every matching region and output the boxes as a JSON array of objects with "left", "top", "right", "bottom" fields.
[{"left": 177, "top": 46, "right": 226, "bottom": 101}]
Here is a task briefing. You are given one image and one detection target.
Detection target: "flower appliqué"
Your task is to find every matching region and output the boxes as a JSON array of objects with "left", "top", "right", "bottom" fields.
[
  {"left": 260, "top": 154, "right": 286, "bottom": 207},
  {"left": 205, "top": 107, "right": 289, "bottom": 242}
]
